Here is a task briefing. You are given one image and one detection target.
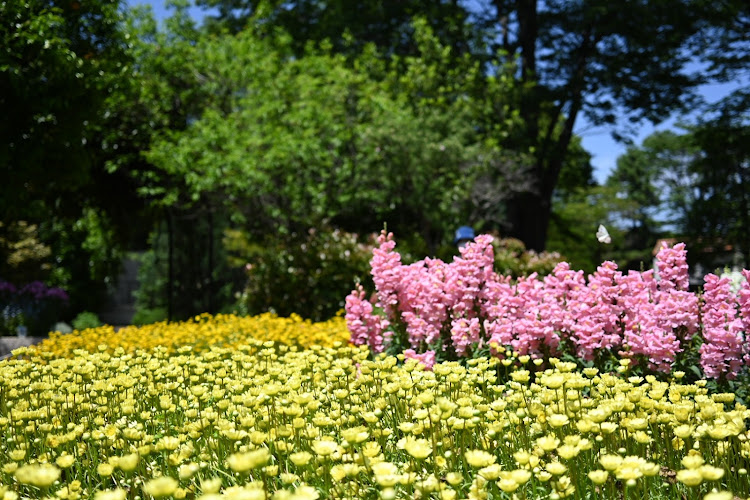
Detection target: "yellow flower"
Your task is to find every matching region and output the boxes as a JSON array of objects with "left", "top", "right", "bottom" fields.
[
  {"left": 56, "top": 454, "right": 75, "bottom": 469},
  {"left": 15, "top": 463, "right": 61, "bottom": 488},
  {"left": 548, "top": 414, "right": 570, "bottom": 428},
  {"left": 513, "top": 450, "right": 531, "bottom": 465},
  {"left": 583, "top": 368, "right": 599, "bottom": 377},
  {"left": 640, "top": 462, "right": 661, "bottom": 477},
  {"left": 178, "top": 463, "right": 200, "bottom": 480},
  {"left": 403, "top": 438, "right": 432, "bottom": 460},
  {"left": 464, "top": 450, "right": 496, "bottom": 468},
  {"left": 537, "top": 435, "right": 560, "bottom": 452},
  {"left": 362, "top": 442, "right": 381, "bottom": 458},
  {"left": 262, "top": 465, "right": 278, "bottom": 476},
  {"left": 292, "top": 485, "right": 319, "bottom": 500},
  {"left": 117, "top": 453, "right": 139, "bottom": 473},
  {"left": 201, "top": 478, "right": 223, "bottom": 494},
  {"left": 444, "top": 472, "right": 462, "bottom": 486},
  {"left": 682, "top": 455, "right": 705, "bottom": 469},
  {"left": 543, "top": 374, "right": 565, "bottom": 390},
  {"left": 536, "top": 470, "right": 553, "bottom": 482},
  {"left": 311, "top": 440, "right": 338, "bottom": 457},
  {"left": 600, "top": 422, "right": 618, "bottom": 434},
  {"left": 341, "top": 426, "right": 369, "bottom": 444},
  {"left": 599, "top": 454, "right": 622, "bottom": 471},
  {"left": 707, "top": 426, "right": 732, "bottom": 440},
  {"left": 588, "top": 408, "right": 609, "bottom": 423},
  {"left": 633, "top": 431, "right": 652, "bottom": 444},
  {"left": 498, "top": 478, "right": 519, "bottom": 492},
  {"left": 379, "top": 488, "right": 397, "bottom": 500},
  {"left": 546, "top": 462, "right": 567, "bottom": 476},
  {"left": 222, "top": 486, "right": 264, "bottom": 500},
  {"left": 511, "top": 370, "right": 530, "bottom": 383},
  {"left": 226, "top": 449, "right": 270, "bottom": 472},
  {"left": 676, "top": 469, "right": 703, "bottom": 487},
  {"left": 371, "top": 462, "right": 398, "bottom": 477},
  {"left": 329, "top": 465, "right": 346, "bottom": 482},
  {"left": 143, "top": 476, "right": 179, "bottom": 498},
  {"left": 588, "top": 470, "right": 608, "bottom": 485},
  {"left": 699, "top": 465, "right": 725, "bottom": 481},
  {"left": 94, "top": 489, "right": 127, "bottom": 500},
  {"left": 557, "top": 445, "right": 579, "bottom": 460},
  {"left": 97, "top": 463, "right": 115, "bottom": 476},
  {"left": 504, "top": 470, "right": 527, "bottom": 486},
  {"left": 703, "top": 492, "right": 733, "bottom": 500},
  {"left": 289, "top": 452, "right": 313, "bottom": 467},
  {"left": 477, "top": 464, "right": 502, "bottom": 480},
  {"left": 626, "top": 418, "right": 648, "bottom": 431}
]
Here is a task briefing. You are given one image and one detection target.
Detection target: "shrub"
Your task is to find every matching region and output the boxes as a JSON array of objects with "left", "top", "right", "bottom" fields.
[
  {"left": 71, "top": 311, "right": 103, "bottom": 331},
  {"left": 131, "top": 306, "right": 167, "bottom": 326},
  {"left": 492, "top": 235, "right": 564, "bottom": 278},
  {"left": 52, "top": 322, "right": 72, "bottom": 334},
  {"left": 231, "top": 226, "right": 376, "bottom": 321},
  {"left": 0, "top": 280, "right": 68, "bottom": 336}
]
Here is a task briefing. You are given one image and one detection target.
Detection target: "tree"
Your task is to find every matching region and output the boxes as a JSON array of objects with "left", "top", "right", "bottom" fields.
[
  {"left": 143, "top": 22, "right": 518, "bottom": 251},
  {"left": 606, "top": 90, "right": 750, "bottom": 270},
  {"left": 192, "top": 0, "right": 748, "bottom": 251},
  {"left": 0, "top": 0, "right": 154, "bottom": 316},
  {"left": 607, "top": 131, "right": 699, "bottom": 244},
  {"left": 0, "top": 0, "right": 130, "bottom": 218},
  {"left": 471, "top": 0, "right": 749, "bottom": 250},
  {"left": 687, "top": 90, "right": 750, "bottom": 266},
  {"left": 197, "top": 0, "right": 482, "bottom": 59}
]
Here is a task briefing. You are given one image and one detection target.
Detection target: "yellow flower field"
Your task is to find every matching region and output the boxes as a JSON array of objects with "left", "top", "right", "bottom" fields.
[
  {"left": 33, "top": 313, "right": 350, "bottom": 357},
  {"left": 2, "top": 340, "right": 749, "bottom": 499}
]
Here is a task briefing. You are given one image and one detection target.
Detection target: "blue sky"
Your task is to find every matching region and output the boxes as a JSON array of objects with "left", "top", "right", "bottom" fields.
[
  {"left": 129, "top": 0, "right": 745, "bottom": 184},
  {"left": 577, "top": 80, "right": 744, "bottom": 184}
]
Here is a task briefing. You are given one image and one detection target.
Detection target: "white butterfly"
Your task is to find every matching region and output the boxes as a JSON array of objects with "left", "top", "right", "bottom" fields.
[{"left": 596, "top": 224, "right": 612, "bottom": 244}]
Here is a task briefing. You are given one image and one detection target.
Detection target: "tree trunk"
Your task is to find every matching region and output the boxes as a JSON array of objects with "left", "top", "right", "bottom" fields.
[
  {"left": 507, "top": 189, "right": 551, "bottom": 252},
  {"left": 166, "top": 210, "right": 174, "bottom": 323},
  {"left": 502, "top": 3, "right": 593, "bottom": 252}
]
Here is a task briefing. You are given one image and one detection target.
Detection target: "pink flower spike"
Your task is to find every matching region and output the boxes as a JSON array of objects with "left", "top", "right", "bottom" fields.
[{"left": 403, "top": 349, "right": 437, "bottom": 370}]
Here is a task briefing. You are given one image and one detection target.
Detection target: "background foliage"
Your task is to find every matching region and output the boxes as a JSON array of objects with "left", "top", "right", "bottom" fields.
[{"left": 1, "top": 0, "right": 747, "bottom": 325}]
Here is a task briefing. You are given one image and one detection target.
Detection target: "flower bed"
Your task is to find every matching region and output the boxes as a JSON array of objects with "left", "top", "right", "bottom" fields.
[
  {"left": 33, "top": 313, "right": 350, "bottom": 357},
  {"left": 1, "top": 342, "right": 748, "bottom": 499},
  {"left": 346, "top": 233, "right": 750, "bottom": 381}
]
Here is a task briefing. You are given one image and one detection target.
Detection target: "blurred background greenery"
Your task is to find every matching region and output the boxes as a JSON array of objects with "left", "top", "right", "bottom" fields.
[{"left": 1, "top": 0, "right": 747, "bottom": 329}]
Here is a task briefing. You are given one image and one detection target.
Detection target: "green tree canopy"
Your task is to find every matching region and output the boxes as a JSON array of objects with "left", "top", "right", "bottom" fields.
[
  {"left": 0, "top": 0, "right": 130, "bottom": 218},
  {"left": 606, "top": 90, "right": 750, "bottom": 270},
  {"left": 143, "top": 21, "right": 519, "bottom": 250},
  {"left": 189, "top": 0, "right": 748, "bottom": 251}
]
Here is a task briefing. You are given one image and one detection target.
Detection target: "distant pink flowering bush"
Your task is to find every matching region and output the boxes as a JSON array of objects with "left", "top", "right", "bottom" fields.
[{"left": 345, "top": 231, "right": 750, "bottom": 379}]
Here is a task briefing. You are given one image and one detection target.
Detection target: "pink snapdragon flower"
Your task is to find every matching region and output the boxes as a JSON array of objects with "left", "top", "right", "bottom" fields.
[
  {"left": 450, "top": 316, "right": 481, "bottom": 356},
  {"left": 700, "top": 274, "right": 746, "bottom": 379},
  {"left": 655, "top": 242, "right": 690, "bottom": 290},
  {"left": 345, "top": 284, "right": 389, "bottom": 353},
  {"left": 444, "top": 234, "right": 496, "bottom": 318},
  {"left": 347, "top": 231, "right": 749, "bottom": 379},
  {"left": 739, "top": 270, "right": 750, "bottom": 334},
  {"left": 370, "top": 231, "right": 403, "bottom": 318},
  {"left": 403, "top": 349, "right": 437, "bottom": 370}
]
